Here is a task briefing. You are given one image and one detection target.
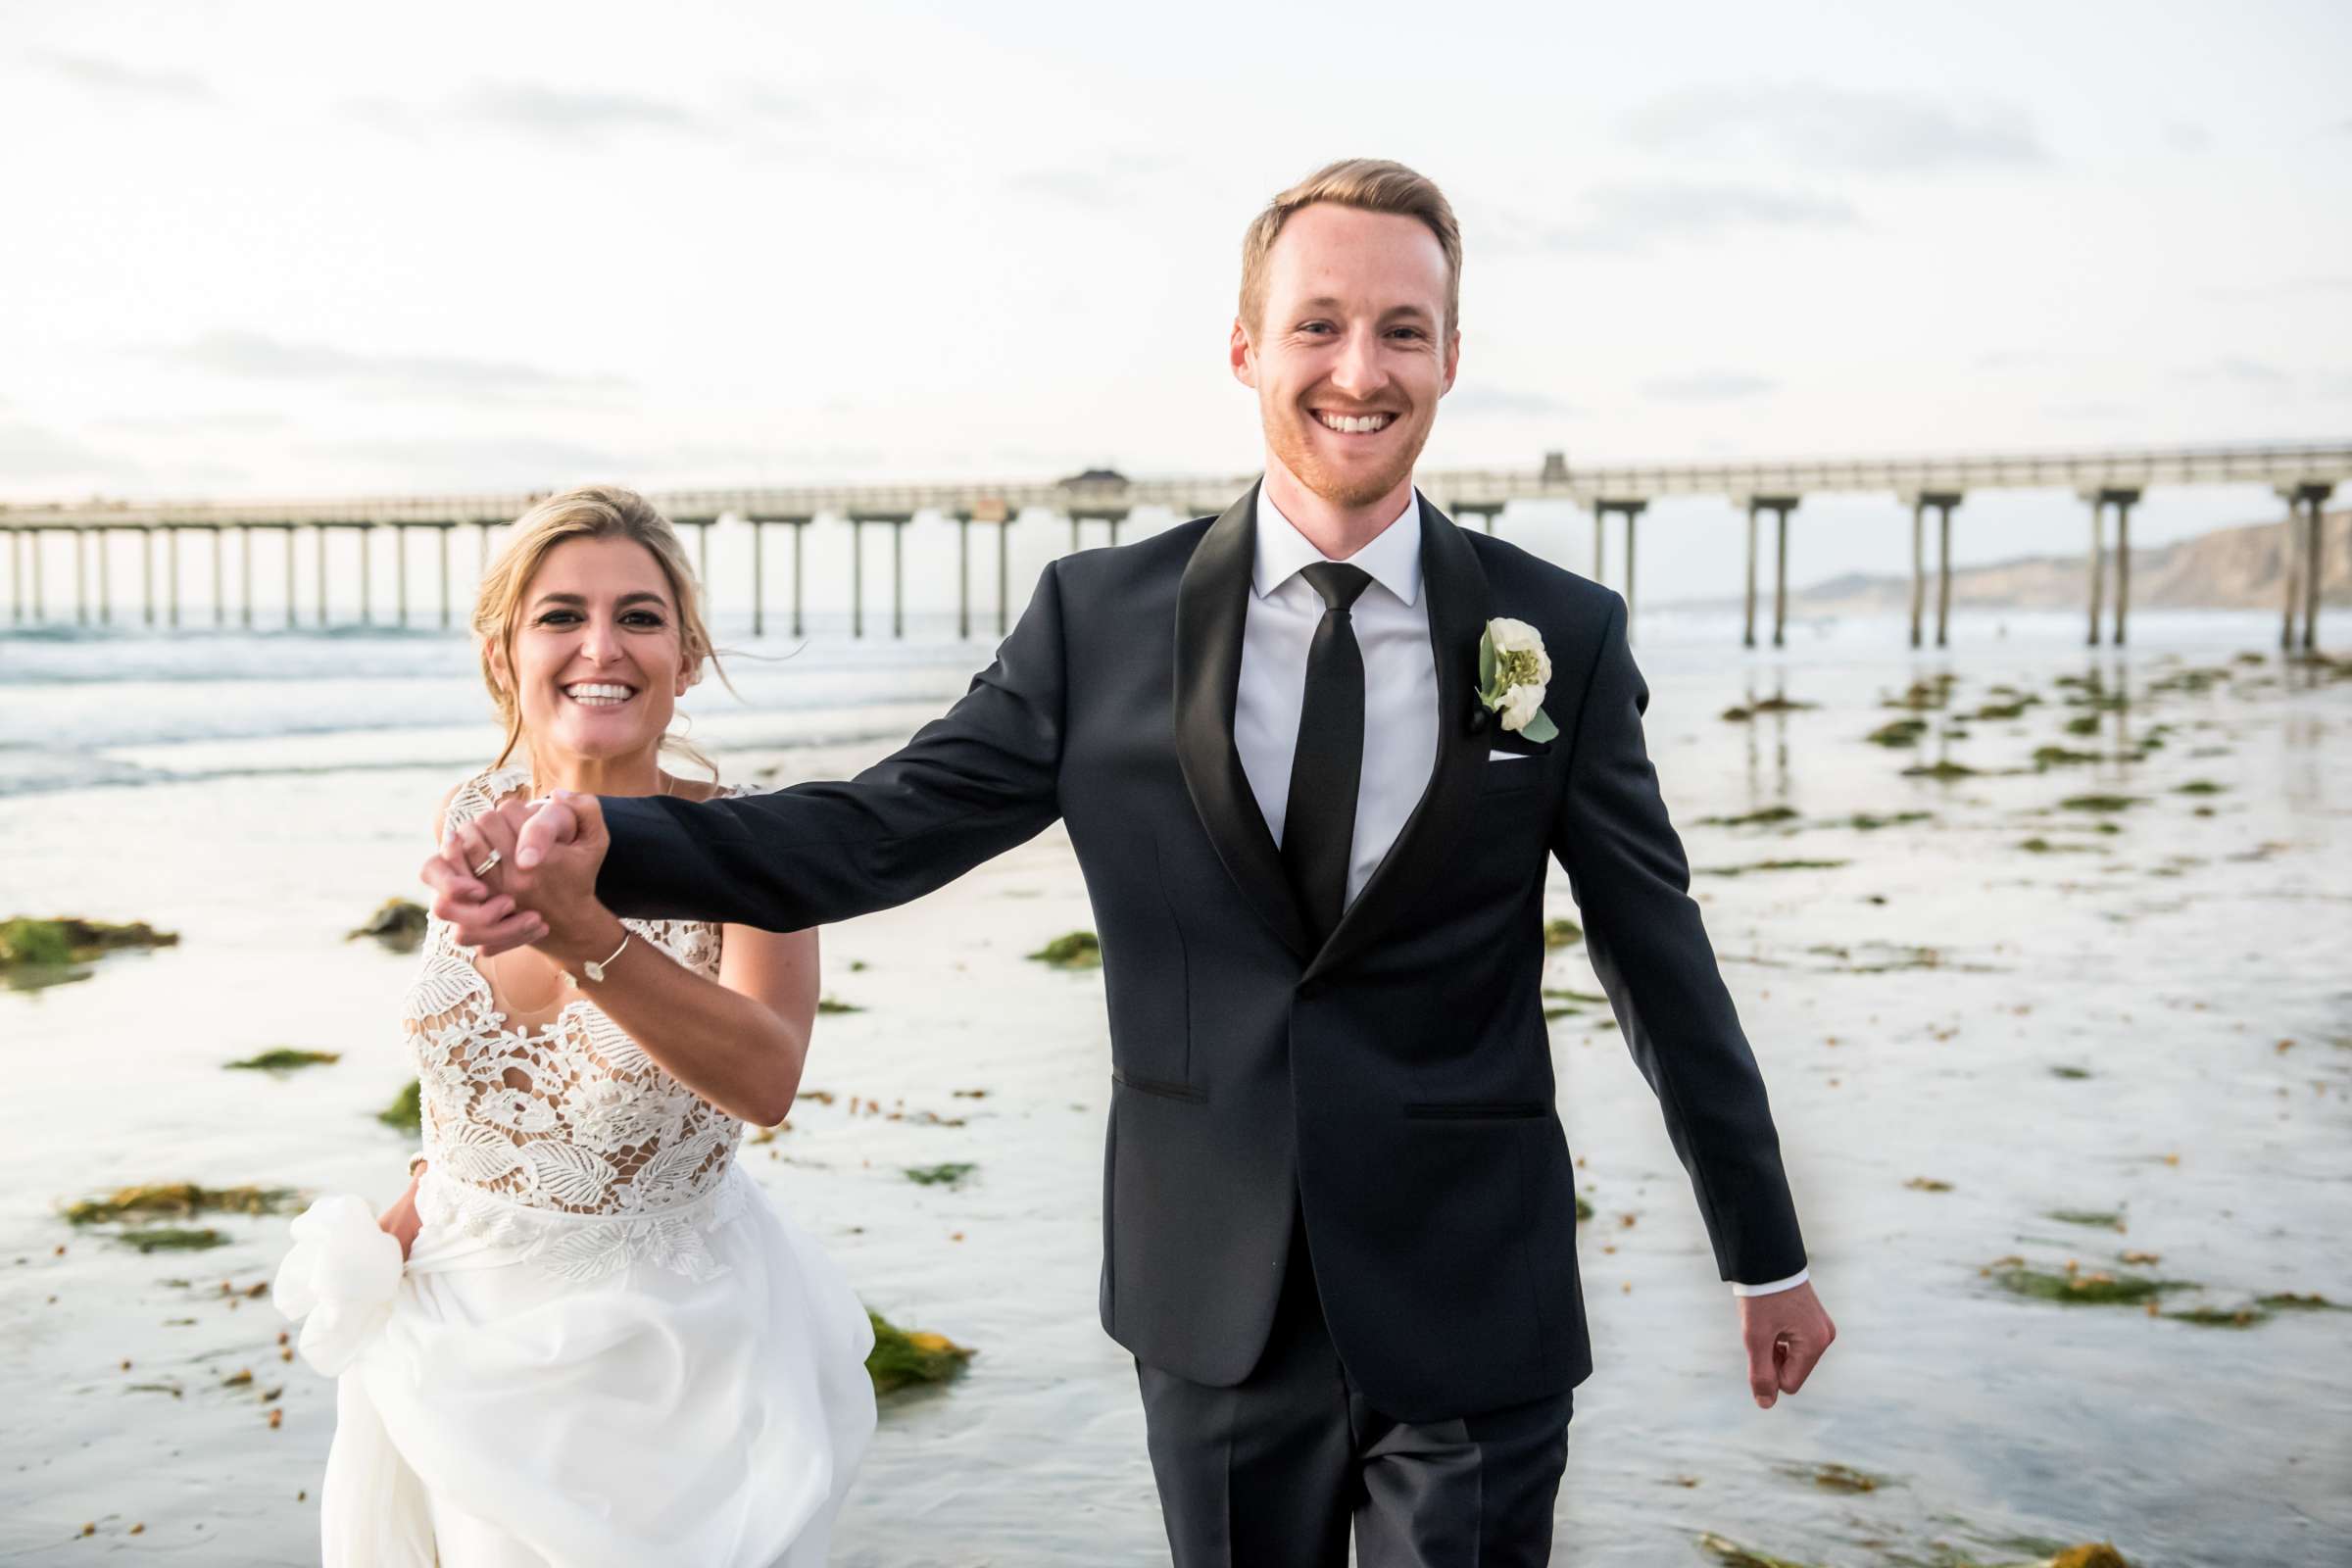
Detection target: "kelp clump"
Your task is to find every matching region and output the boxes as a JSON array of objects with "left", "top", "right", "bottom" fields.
[
  {"left": 348, "top": 899, "right": 430, "bottom": 953},
  {"left": 1028, "top": 931, "right": 1102, "bottom": 969},
  {"left": 64, "top": 1182, "right": 297, "bottom": 1226},
  {"left": 865, "top": 1309, "right": 976, "bottom": 1395}
]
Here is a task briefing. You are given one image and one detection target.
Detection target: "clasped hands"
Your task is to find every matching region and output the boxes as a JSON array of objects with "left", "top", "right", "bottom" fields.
[{"left": 421, "top": 792, "right": 612, "bottom": 960}]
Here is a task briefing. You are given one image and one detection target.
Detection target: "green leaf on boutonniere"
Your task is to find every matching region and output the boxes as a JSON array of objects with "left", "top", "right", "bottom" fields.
[
  {"left": 1516, "top": 708, "right": 1558, "bottom": 745},
  {"left": 1478, "top": 626, "right": 1497, "bottom": 693}
]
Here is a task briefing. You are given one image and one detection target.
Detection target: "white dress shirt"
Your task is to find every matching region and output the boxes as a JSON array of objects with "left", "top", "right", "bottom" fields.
[{"left": 1231, "top": 488, "right": 1809, "bottom": 1301}]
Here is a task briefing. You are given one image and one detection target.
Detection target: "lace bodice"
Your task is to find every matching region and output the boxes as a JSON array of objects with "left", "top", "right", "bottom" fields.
[{"left": 402, "top": 766, "right": 748, "bottom": 1282}]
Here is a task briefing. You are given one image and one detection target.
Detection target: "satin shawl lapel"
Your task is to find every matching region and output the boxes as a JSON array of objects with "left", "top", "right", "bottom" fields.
[
  {"left": 1172, "top": 482, "right": 1313, "bottom": 961},
  {"left": 1302, "top": 493, "right": 1490, "bottom": 985}
]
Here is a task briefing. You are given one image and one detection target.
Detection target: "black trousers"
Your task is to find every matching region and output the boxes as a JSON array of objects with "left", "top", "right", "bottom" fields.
[{"left": 1134, "top": 1218, "right": 1573, "bottom": 1567}]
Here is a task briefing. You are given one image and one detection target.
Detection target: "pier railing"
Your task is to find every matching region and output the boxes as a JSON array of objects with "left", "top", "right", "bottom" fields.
[{"left": 3, "top": 440, "right": 2344, "bottom": 650}]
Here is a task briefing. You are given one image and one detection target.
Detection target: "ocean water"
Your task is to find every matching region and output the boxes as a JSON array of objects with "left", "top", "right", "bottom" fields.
[{"left": 2, "top": 605, "right": 2347, "bottom": 1565}]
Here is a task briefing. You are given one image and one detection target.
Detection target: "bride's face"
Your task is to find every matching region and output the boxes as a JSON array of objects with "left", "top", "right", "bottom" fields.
[{"left": 495, "top": 536, "right": 693, "bottom": 766}]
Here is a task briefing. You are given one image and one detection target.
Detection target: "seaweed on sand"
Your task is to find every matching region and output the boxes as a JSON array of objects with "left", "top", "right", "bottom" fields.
[
  {"left": 64, "top": 1183, "right": 297, "bottom": 1225},
  {"left": 1844, "top": 811, "right": 1934, "bottom": 830},
  {"left": 1543, "top": 919, "right": 1582, "bottom": 949},
  {"left": 118, "top": 1227, "right": 227, "bottom": 1253},
  {"left": 225, "top": 1049, "right": 342, "bottom": 1072},
  {"left": 1867, "top": 718, "right": 1931, "bottom": 748},
  {"left": 1696, "top": 1537, "right": 1822, "bottom": 1568},
  {"left": 1698, "top": 860, "right": 1850, "bottom": 877},
  {"left": 1989, "top": 1264, "right": 2186, "bottom": 1306},
  {"left": 864, "top": 1309, "right": 975, "bottom": 1395},
  {"left": 1901, "top": 760, "right": 1979, "bottom": 780},
  {"left": 1027, "top": 931, "right": 1102, "bottom": 969},
  {"left": 377, "top": 1079, "right": 422, "bottom": 1134},
  {"left": 1698, "top": 806, "right": 1802, "bottom": 827},
  {"left": 348, "top": 899, "right": 429, "bottom": 953},
  {"left": 1, "top": 915, "right": 179, "bottom": 965},
  {"left": 1775, "top": 1459, "right": 1890, "bottom": 1493},
  {"left": 904, "top": 1163, "right": 976, "bottom": 1188},
  {"left": 1, "top": 917, "right": 178, "bottom": 988}
]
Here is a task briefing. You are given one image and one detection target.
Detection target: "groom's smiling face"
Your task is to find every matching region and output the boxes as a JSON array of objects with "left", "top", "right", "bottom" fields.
[{"left": 1233, "top": 202, "right": 1459, "bottom": 514}]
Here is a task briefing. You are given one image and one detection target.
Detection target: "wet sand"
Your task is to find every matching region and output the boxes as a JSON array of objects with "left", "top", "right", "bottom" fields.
[{"left": 3, "top": 610, "right": 2347, "bottom": 1566}]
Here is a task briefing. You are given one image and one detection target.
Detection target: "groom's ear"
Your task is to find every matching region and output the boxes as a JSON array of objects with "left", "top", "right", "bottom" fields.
[{"left": 1229, "top": 318, "right": 1257, "bottom": 389}]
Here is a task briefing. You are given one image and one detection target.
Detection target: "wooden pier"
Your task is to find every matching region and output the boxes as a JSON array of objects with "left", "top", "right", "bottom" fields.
[{"left": 2, "top": 442, "right": 2343, "bottom": 647}]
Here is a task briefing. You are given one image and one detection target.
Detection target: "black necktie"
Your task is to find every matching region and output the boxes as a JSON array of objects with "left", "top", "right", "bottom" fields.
[{"left": 1281, "top": 562, "right": 1372, "bottom": 947}]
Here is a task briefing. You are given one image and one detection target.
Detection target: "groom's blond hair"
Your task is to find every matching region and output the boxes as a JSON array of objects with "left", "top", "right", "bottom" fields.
[{"left": 1239, "top": 158, "right": 1463, "bottom": 337}]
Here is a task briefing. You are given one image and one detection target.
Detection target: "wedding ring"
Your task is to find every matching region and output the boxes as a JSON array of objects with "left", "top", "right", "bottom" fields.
[{"left": 472, "top": 849, "right": 503, "bottom": 878}]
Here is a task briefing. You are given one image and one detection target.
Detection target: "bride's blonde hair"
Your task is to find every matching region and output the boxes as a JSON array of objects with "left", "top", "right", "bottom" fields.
[{"left": 472, "top": 485, "right": 725, "bottom": 778}]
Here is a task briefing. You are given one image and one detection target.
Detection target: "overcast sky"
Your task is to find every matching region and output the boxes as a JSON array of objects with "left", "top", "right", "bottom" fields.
[{"left": 2, "top": 0, "right": 2346, "bottom": 604}]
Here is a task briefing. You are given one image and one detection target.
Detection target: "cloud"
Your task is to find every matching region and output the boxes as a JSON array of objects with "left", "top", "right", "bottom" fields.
[
  {"left": 1007, "top": 155, "right": 1171, "bottom": 207},
  {"left": 309, "top": 435, "right": 892, "bottom": 489},
  {"left": 1627, "top": 84, "right": 2049, "bottom": 174},
  {"left": 313, "top": 435, "right": 641, "bottom": 488},
  {"left": 1010, "top": 168, "right": 1118, "bottom": 205},
  {"left": 99, "top": 411, "right": 290, "bottom": 434},
  {"left": 157, "top": 332, "right": 628, "bottom": 403},
  {"left": 2199, "top": 275, "right": 2352, "bottom": 302},
  {"left": 1445, "top": 385, "right": 1578, "bottom": 417},
  {"left": 454, "top": 81, "right": 706, "bottom": 143},
  {"left": 1974, "top": 349, "right": 2058, "bottom": 370},
  {"left": 341, "top": 96, "right": 424, "bottom": 136},
  {"left": 37, "top": 52, "right": 212, "bottom": 103},
  {"left": 2042, "top": 400, "right": 2136, "bottom": 420},
  {"left": 0, "top": 422, "right": 147, "bottom": 481},
  {"left": 2184, "top": 357, "right": 2292, "bottom": 387},
  {"left": 734, "top": 87, "right": 814, "bottom": 126},
  {"left": 2163, "top": 121, "right": 2212, "bottom": 154},
  {"left": 1493, "top": 182, "right": 1857, "bottom": 254},
  {"left": 1637, "top": 372, "right": 1777, "bottom": 403}
]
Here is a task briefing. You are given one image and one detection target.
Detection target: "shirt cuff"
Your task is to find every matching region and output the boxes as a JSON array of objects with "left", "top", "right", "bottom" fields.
[{"left": 1731, "top": 1266, "right": 1809, "bottom": 1298}]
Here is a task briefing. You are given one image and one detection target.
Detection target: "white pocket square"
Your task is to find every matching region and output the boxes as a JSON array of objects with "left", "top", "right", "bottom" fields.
[{"left": 1486, "top": 753, "right": 1536, "bottom": 763}]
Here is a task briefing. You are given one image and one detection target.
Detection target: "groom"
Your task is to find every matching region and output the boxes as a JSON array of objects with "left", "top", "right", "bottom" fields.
[{"left": 428, "top": 158, "right": 1834, "bottom": 1564}]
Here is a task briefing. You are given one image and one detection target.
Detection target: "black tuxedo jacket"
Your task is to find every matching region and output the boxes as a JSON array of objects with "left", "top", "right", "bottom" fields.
[{"left": 596, "top": 484, "right": 1806, "bottom": 1422}]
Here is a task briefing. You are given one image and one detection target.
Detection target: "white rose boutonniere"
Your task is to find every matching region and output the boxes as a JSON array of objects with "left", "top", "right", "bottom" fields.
[{"left": 1478, "top": 617, "right": 1557, "bottom": 744}]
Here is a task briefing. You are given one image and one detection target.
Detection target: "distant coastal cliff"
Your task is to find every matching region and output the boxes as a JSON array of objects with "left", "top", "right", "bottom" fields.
[{"left": 1675, "top": 510, "right": 2348, "bottom": 614}]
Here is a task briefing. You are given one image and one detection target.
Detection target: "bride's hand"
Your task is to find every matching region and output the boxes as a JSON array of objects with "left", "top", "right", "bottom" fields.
[
  {"left": 423, "top": 811, "right": 548, "bottom": 956},
  {"left": 378, "top": 1179, "right": 422, "bottom": 1262}
]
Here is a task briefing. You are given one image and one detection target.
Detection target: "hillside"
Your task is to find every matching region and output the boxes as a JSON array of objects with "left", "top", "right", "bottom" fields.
[{"left": 1681, "top": 509, "right": 2348, "bottom": 614}]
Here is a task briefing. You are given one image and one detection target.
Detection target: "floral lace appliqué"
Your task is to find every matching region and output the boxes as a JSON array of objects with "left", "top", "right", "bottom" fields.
[{"left": 402, "top": 766, "right": 749, "bottom": 1284}]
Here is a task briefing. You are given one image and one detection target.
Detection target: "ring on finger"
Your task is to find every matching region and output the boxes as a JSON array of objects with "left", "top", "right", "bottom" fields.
[{"left": 472, "top": 848, "right": 503, "bottom": 878}]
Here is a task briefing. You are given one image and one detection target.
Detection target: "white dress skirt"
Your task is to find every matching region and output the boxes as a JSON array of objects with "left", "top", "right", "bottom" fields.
[{"left": 284, "top": 1168, "right": 875, "bottom": 1567}]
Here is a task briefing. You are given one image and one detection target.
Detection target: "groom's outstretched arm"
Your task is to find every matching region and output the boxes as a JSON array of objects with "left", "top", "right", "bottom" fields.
[
  {"left": 598, "top": 562, "right": 1071, "bottom": 931},
  {"left": 1548, "top": 595, "right": 1808, "bottom": 1290}
]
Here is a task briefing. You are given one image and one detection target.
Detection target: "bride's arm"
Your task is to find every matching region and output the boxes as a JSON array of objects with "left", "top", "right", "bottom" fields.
[
  {"left": 438, "top": 792, "right": 819, "bottom": 1124},
  {"left": 543, "top": 914, "right": 817, "bottom": 1127}
]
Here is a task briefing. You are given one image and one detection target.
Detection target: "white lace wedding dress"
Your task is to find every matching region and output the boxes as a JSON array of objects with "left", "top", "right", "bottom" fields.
[{"left": 276, "top": 766, "right": 875, "bottom": 1567}]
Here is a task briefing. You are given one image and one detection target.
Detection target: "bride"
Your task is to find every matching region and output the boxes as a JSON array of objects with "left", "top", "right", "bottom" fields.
[{"left": 275, "top": 485, "right": 875, "bottom": 1566}]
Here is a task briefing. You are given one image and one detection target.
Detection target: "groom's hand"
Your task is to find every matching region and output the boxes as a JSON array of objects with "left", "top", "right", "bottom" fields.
[
  {"left": 1738, "top": 1281, "right": 1835, "bottom": 1409},
  {"left": 509, "top": 792, "right": 610, "bottom": 952}
]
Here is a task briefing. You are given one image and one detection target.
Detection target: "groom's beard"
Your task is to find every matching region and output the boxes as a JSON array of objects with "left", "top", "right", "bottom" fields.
[{"left": 1263, "top": 398, "right": 1436, "bottom": 512}]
